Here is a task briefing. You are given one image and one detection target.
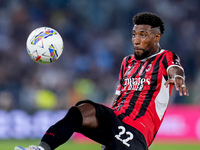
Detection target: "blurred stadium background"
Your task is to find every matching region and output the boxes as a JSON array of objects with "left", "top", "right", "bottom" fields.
[{"left": 0, "top": 0, "right": 200, "bottom": 149}]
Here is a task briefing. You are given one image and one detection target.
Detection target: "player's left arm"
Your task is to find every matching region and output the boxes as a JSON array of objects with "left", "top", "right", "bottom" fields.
[{"left": 164, "top": 66, "right": 189, "bottom": 96}]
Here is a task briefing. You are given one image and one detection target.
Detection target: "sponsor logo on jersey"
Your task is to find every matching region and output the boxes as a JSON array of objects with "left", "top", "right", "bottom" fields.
[{"left": 123, "top": 77, "right": 150, "bottom": 91}]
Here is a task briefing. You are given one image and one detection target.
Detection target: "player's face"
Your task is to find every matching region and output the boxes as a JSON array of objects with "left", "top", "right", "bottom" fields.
[{"left": 132, "top": 25, "right": 160, "bottom": 60}]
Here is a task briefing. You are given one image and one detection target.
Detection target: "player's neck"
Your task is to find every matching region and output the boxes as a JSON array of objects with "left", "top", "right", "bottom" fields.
[
  {"left": 139, "top": 47, "right": 162, "bottom": 62},
  {"left": 151, "top": 46, "right": 161, "bottom": 56}
]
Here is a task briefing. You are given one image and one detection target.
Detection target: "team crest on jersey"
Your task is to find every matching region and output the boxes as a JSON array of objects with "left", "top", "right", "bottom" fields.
[{"left": 145, "top": 63, "right": 152, "bottom": 72}]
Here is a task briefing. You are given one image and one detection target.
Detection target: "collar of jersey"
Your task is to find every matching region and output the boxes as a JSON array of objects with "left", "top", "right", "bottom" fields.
[{"left": 137, "top": 49, "right": 165, "bottom": 62}]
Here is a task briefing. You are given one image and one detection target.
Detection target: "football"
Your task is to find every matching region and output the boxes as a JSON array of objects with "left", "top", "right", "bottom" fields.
[{"left": 26, "top": 27, "right": 63, "bottom": 64}]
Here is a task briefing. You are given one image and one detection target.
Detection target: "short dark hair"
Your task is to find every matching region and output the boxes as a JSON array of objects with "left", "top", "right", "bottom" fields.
[{"left": 132, "top": 12, "right": 165, "bottom": 34}]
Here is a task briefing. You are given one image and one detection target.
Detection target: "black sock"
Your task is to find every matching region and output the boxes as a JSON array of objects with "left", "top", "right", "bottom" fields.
[{"left": 40, "top": 106, "right": 83, "bottom": 149}]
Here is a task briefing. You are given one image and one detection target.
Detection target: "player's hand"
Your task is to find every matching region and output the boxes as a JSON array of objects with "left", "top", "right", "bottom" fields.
[{"left": 164, "top": 76, "right": 189, "bottom": 96}]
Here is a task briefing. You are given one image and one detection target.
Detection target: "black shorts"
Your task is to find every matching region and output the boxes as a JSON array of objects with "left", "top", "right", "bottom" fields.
[{"left": 75, "top": 100, "right": 148, "bottom": 150}]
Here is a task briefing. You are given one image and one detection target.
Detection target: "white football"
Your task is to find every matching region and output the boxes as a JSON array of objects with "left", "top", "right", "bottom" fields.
[{"left": 26, "top": 27, "right": 63, "bottom": 64}]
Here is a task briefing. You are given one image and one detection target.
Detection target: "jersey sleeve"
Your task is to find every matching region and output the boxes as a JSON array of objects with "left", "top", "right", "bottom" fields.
[
  {"left": 162, "top": 51, "right": 184, "bottom": 75},
  {"left": 115, "top": 57, "right": 127, "bottom": 95}
]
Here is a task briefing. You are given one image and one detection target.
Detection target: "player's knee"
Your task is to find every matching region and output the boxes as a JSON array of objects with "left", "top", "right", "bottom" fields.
[
  {"left": 76, "top": 102, "right": 99, "bottom": 128},
  {"left": 59, "top": 106, "right": 83, "bottom": 129}
]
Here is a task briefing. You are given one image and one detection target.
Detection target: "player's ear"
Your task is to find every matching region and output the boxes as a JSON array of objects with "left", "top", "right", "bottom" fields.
[{"left": 154, "top": 33, "right": 161, "bottom": 43}]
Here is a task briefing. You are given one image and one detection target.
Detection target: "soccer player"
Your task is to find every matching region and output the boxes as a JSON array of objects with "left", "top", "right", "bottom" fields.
[{"left": 15, "top": 12, "right": 189, "bottom": 150}]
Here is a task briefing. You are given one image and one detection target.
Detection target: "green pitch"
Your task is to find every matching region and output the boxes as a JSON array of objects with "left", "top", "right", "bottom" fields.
[
  {"left": 1, "top": 139, "right": 200, "bottom": 150},
  {"left": 1, "top": 139, "right": 101, "bottom": 150}
]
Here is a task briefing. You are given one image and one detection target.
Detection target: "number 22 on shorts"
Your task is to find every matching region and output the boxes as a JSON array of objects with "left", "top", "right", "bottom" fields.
[{"left": 115, "top": 126, "right": 134, "bottom": 147}]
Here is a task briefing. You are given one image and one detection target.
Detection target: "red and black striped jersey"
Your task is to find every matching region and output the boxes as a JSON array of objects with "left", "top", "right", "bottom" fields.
[{"left": 112, "top": 49, "right": 183, "bottom": 147}]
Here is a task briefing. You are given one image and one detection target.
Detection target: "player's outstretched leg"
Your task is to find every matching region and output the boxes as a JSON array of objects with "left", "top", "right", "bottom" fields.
[{"left": 14, "top": 106, "right": 83, "bottom": 150}]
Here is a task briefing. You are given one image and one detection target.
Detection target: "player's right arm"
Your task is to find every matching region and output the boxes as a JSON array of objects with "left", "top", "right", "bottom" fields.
[{"left": 112, "top": 56, "right": 128, "bottom": 107}]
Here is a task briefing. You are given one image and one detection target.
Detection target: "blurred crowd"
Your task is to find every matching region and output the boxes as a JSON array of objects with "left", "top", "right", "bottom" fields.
[{"left": 0, "top": 0, "right": 199, "bottom": 113}]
